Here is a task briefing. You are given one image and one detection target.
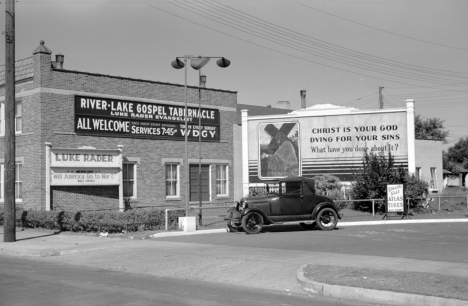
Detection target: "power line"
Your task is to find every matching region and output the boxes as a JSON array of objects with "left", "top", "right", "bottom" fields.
[
  {"left": 148, "top": 4, "right": 467, "bottom": 89},
  {"left": 169, "top": 0, "right": 467, "bottom": 85},
  {"left": 202, "top": 0, "right": 467, "bottom": 78},
  {"left": 298, "top": 3, "right": 468, "bottom": 52}
]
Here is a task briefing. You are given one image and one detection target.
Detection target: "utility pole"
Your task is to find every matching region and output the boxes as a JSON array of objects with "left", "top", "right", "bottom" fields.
[
  {"left": 198, "top": 72, "right": 204, "bottom": 226},
  {"left": 4, "top": 0, "right": 16, "bottom": 242},
  {"left": 379, "top": 86, "right": 384, "bottom": 109}
]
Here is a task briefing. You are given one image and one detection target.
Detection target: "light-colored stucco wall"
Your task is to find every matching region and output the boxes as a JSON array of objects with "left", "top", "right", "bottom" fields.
[
  {"left": 233, "top": 124, "right": 243, "bottom": 200},
  {"left": 415, "top": 139, "right": 443, "bottom": 193}
]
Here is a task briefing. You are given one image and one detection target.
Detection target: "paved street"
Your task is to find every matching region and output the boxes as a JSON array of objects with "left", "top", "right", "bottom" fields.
[
  {"left": 0, "top": 256, "right": 377, "bottom": 306},
  {"left": 1, "top": 221, "right": 467, "bottom": 305},
  {"left": 158, "top": 222, "right": 468, "bottom": 263}
]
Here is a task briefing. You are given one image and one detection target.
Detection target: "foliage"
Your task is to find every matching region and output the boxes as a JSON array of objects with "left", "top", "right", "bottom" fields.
[
  {"left": 405, "top": 175, "right": 429, "bottom": 206},
  {"left": 0, "top": 208, "right": 185, "bottom": 233},
  {"left": 23, "top": 210, "right": 64, "bottom": 230},
  {"left": 443, "top": 137, "right": 468, "bottom": 175},
  {"left": 314, "top": 174, "right": 343, "bottom": 200},
  {"left": 414, "top": 115, "right": 449, "bottom": 143},
  {"left": 350, "top": 151, "right": 427, "bottom": 212}
]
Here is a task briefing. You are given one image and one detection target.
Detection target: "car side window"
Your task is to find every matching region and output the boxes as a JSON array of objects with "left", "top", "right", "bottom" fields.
[
  {"left": 281, "top": 181, "right": 302, "bottom": 196},
  {"left": 302, "top": 182, "right": 314, "bottom": 195}
]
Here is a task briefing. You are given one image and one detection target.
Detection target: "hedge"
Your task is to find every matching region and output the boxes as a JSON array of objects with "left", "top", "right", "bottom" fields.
[{"left": 0, "top": 208, "right": 185, "bottom": 233}]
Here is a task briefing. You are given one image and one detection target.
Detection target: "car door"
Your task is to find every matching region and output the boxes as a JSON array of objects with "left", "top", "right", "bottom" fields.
[{"left": 279, "top": 181, "right": 303, "bottom": 216}]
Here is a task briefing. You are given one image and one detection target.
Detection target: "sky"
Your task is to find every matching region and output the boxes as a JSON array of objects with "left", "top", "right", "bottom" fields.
[{"left": 1, "top": 0, "right": 467, "bottom": 150}]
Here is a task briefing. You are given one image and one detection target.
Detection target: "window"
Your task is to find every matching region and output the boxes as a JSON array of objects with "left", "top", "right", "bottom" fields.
[
  {"left": 0, "top": 163, "right": 22, "bottom": 201},
  {"left": 123, "top": 163, "right": 136, "bottom": 198},
  {"left": 15, "top": 102, "right": 22, "bottom": 134},
  {"left": 0, "top": 101, "right": 22, "bottom": 135},
  {"left": 216, "top": 165, "right": 228, "bottom": 196},
  {"left": 166, "top": 164, "right": 180, "bottom": 198},
  {"left": 416, "top": 167, "right": 421, "bottom": 180},
  {"left": 281, "top": 181, "right": 302, "bottom": 196},
  {"left": 430, "top": 168, "right": 438, "bottom": 190},
  {"left": 0, "top": 104, "right": 4, "bottom": 136}
]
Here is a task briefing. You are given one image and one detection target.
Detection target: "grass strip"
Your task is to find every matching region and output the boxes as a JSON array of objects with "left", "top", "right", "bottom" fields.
[{"left": 304, "top": 264, "right": 468, "bottom": 301}]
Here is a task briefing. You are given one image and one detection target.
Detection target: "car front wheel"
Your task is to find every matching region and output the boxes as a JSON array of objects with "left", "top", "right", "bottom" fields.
[
  {"left": 242, "top": 212, "right": 264, "bottom": 234},
  {"left": 316, "top": 208, "right": 338, "bottom": 230}
]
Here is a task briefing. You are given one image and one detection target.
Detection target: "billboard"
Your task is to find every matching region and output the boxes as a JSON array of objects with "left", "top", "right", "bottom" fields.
[
  {"left": 247, "top": 109, "right": 408, "bottom": 182},
  {"left": 75, "top": 95, "right": 220, "bottom": 142}
]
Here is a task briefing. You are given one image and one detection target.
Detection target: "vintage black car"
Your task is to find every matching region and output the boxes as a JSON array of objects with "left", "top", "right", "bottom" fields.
[{"left": 225, "top": 177, "right": 341, "bottom": 234}]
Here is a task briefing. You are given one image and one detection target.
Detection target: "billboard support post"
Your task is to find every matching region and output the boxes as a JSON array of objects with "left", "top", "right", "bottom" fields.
[
  {"left": 241, "top": 109, "right": 249, "bottom": 197},
  {"left": 406, "top": 99, "right": 416, "bottom": 175}
]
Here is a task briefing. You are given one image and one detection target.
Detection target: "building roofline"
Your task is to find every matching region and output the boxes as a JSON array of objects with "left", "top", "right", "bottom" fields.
[{"left": 52, "top": 68, "right": 237, "bottom": 94}]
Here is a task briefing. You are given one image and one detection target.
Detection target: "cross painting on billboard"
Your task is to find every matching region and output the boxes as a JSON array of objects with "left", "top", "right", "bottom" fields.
[{"left": 258, "top": 122, "right": 300, "bottom": 178}]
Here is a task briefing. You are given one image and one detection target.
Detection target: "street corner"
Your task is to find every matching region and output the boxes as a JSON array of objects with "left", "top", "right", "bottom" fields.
[{"left": 296, "top": 264, "right": 468, "bottom": 306}]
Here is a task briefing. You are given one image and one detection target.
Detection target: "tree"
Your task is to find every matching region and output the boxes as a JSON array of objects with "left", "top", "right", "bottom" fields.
[
  {"left": 415, "top": 115, "right": 449, "bottom": 143},
  {"left": 443, "top": 137, "right": 468, "bottom": 175},
  {"left": 350, "top": 151, "right": 427, "bottom": 212}
]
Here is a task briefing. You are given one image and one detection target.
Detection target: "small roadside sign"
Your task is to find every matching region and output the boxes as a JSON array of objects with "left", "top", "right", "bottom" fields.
[{"left": 383, "top": 184, "right": 409, "bottom": 219}]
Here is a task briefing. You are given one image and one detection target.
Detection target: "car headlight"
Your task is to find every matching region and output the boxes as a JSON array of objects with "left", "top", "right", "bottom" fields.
[{"left": 241, "top": 201, "right": 248, "bottom": 210}]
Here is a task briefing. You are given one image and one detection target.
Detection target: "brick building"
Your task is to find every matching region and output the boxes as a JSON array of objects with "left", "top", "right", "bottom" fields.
[{"left": 0, "top": 41, "right": 237, "bottom": 211}]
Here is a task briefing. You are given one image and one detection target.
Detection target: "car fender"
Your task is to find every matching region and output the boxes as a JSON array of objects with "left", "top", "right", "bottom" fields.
[
  {"left": 241, "top": 208, "right": 274, "bottom": 225},
  {"left": 312, "top": 202, "right": 342, "bottom": 219},
  {"left": 224, "top": 207, "right": 241, "bottom": 221}
]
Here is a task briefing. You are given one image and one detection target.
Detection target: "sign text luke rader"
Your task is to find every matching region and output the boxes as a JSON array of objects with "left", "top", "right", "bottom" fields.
[{"left": 55, "top": 154, "right": 114, "bottom": 162}]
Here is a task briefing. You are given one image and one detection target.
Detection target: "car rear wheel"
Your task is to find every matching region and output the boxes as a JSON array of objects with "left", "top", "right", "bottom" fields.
[
  {"left": 242, "top": 212, "right": 264, "bottom": 234},
  {"left": 316, "top": 208, "right": 338, "bottom": 230}
]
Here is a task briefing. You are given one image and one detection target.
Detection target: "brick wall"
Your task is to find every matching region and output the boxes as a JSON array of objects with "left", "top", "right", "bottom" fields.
[{"left": 0, "top": 43, "right": 237, "bottom": 211}]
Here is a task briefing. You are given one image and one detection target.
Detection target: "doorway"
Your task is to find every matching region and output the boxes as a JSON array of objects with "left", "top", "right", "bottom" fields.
[{"left": 190, "top": 164, "right": 210, "bottom": 202}]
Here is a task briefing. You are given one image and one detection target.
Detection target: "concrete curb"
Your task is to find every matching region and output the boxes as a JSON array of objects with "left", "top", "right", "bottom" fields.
[
  {"left": 150, "top": 228, "right": 226, "bottom": 238},
  {"left": 0, "top": 248, "right": 80, "bottom": 257},
  {"left": 338, "top": 219, "right": 468, "bottom": 227},
  {"left": 149, "top": 219, "right": 468, "bottom": 238},
  {"left": 296, "top": 264, "right": 468, "bottom": 306}
]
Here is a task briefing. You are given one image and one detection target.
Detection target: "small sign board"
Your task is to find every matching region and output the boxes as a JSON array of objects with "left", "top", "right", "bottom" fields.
[
  {"left": 50, "top": 168, "right": 120, "bottom": 186},
  {"left": 384, "top": 184, "right": 409, "bottom": 219}
]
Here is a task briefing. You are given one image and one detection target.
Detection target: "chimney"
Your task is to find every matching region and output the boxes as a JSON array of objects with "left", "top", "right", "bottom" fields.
[
  {"left": 300, "top": 90, "right": 306, "bottom": 109},
  {"left": 199, "top": 74, "right": 206, "bottom": 88},
  {"left": 53, "top": 53, "right": 64, "bottom": 69},
  {"left": 276, "top": 101, "right": 290, "bottom": 109}
]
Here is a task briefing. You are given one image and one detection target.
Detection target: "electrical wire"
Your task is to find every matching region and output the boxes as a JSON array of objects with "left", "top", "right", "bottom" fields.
[
  {"left": 201, "top": 0, "right": 467, "bottom": 78},
  {"left": 298, "top": 3, "right": 468, "bottom": 52},
  {"left": 147, "top": 3, "right": 467, "bottom": 89}
]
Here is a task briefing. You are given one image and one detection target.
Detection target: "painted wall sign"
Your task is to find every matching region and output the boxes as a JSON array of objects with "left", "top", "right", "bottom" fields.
[
  {"left": 50, "top": 148, "right": 121, "bottom": 168},
  {"left": 75, "top": 95, "right": 220, "bottom": 142},
  {"left": 247, "top": 110, "right": 408, "bottom": 182},
  {"left": 386, "top": 184, "right": 405, "bottom": 213},
  {"left": 50, "top": 168, "right": 120, "bottom": 186}
]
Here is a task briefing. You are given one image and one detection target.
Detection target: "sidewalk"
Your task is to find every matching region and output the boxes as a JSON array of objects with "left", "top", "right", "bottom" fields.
[{"left": 1, "top": 219, "right": 468, "bottom": 306}]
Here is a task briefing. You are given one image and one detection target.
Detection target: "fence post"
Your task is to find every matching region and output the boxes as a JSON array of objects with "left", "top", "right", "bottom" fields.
[{"left": 372, "top": 200, "right": 375, "bottom": 216}]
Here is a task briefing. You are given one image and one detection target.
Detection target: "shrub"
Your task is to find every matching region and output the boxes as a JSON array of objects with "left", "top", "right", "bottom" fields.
[
  {"left": 350, "top": 151, "right": 407, "bottom": 212},
  {"left": 315, "top": 174, "right": 343, "bottom": 201},
  {"left": 406, "top": 175, "right": 429, "bottom": 207},
  {"left": 0, "top": 208, "right": 185, "bottom": 233},
  {"left": 350, "top": 151, "right": 431, "bottom": 212},
  {"left": 24, "top": 210, "right": 63, "bottom": 230},
  {"left": 60, "top": 211, "right": 83, "bottom": 232}
]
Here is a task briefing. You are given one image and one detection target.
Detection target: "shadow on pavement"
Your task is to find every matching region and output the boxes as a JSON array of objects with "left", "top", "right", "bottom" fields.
[{"left": 0, "top": 228, "right": 61, "bottom": 241}]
